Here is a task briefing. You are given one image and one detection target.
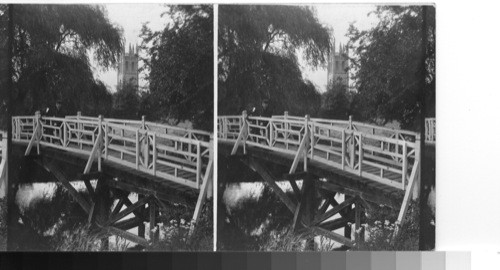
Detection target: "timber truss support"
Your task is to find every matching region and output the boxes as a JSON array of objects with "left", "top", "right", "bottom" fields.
[{"left": 243, "top": 157, "right": 367, "bottom": 250}]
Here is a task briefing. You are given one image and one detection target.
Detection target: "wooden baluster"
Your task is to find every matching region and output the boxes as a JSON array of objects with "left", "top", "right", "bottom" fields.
[
  {"left": 242, "top": 110, "right": 248, "bottom": 154},
  {"left": 284, "top": 111, "right": 289, "bottom": 150},
  {"left": 402, "top": 141, "right": 408, "bottom": 189},
  {"left": 63, "top": 118, "right": 67, "bottom": 147},
  {"left": 77, "top": 111, "right": 82, "bottom": 149},
  {"left": 104, "top": 122, "right": 109, "bottom": 159},
  {"left": 342, "top": 129, "right": 345, "bottom": 170},
  {"left": 98, "top": 115, "right": 103, "bottom": 172},
  {"left": 358, "top": 133, "right": 363, "bottom": 176},
  {"left": 196, "top": 141, "right": 201, "bottom": 188},
  {"left": 35, "top": 111, "right": 41, "bottom": 154},
  {"left": 309, "top": 115, "right": 314, "bottom": 160},
  {"left": 207, "top": 134, "right": 214, "bottom": 199},
  {"left": 153, "top": 133, "right": 157, "bottom": 176},
  {"left": 269, "top": 118, "right": 274, "bottom": 147},
  {"left": 304, "top": 115, "right": 310, "bottom": 172},
  {"left": 135, "top": 129, "right": 140, "bottom": 170}
]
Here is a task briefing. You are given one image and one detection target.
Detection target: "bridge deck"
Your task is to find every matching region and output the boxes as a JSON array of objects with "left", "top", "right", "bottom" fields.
[{"left": 219, "top": 141, "right": 403, "bottom": 208}]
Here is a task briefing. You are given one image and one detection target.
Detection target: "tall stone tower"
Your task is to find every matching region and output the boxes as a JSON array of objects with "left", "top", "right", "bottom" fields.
[
  {"left": 117, "top": 43, "right": 139, "bottom": 89},
  {"left": 327, "top": 38, "right": 349, "bottom": 89}
]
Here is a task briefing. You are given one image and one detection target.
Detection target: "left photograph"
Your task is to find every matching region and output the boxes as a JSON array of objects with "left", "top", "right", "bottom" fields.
[{"left": 1, "top": 4, "right": 214, "bottom": 251}]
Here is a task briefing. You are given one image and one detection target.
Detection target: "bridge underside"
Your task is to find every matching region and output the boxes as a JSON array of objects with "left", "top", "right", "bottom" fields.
[
  {"left": 11, "top": 143, "right": 203, "bottom": 248},
  {"left": 219, "top": 141, "right": 415, "bottom": 249}
]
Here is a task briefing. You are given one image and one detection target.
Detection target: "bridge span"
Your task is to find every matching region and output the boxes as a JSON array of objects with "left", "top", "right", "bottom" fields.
[
  {"left": 11, "top": 112, "right": 213, "bottom": 248},
  {"left": 218, "top": 111, "right": 434, "bottom": 248}
]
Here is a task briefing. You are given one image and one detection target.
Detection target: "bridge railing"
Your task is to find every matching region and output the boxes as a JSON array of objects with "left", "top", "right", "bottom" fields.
[
  {"left": 218, "top": 112, "right": 421, "bottom": 190},
  {"left": 425, "top": 117, "right": 436, "bottom": 144},
  {"left": 12, "top": 112, "right": 213, "bottom": 190}
]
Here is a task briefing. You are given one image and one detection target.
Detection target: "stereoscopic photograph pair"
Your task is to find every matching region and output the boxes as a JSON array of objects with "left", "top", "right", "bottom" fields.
[{"left": 0, "top": 3, "right": 435, "bottom": 252}]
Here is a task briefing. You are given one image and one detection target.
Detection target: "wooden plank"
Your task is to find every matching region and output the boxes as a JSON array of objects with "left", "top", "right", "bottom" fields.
[
  {"left": 311, "top": 196, "right": 357, "bottom": 226},
  {"left": 310, "top": 226, "right": 354, "bottom": 248},
  {"left": 245, "top": 158, "right": 296, "bottom": 214},
  {"left": 105, "top": 226, "right": 149, "bottom": 247},
  {"left": 396, "top": 160, "right": 420, "bottom": 226},
  {"left": 37, "top": 161, "right": 91, "bottom": 214},
  {"left": 289, "top": 134, "right": 308, "bottom": 174},
  {"left": 111, "top": 198, "right": 126, "bottom": 217},
  {"left": 83, "top": 132, "right": 102, "bottom": 174},
  {"left": 105, "top": 195, "right": 151, "bottom": 226},
  {"left": 114, "top": 216, "right": 143, "bottom": 231},
  {"left": 319, "top": 217, "right": 349, "bottom": 231}
]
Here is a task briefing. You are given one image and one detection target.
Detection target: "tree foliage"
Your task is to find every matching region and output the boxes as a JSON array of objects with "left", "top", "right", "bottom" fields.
[
  {"left": 140, "top": 5, "right": 213, "bottom": 131},
  {"left": 1, "top": 4, "right": 122, "bottom": 115},
  {"left": 347, "top": 6, "right": 435, "bottom": 130},
  {"left": 112, "top": 82, "right": 140, "bottom": 119},
  {"left": 319, "top": 78, "right": 361, "bottom": 120},
  {"left": 218, "top": 5, "right": 329, "bottom": 116}
]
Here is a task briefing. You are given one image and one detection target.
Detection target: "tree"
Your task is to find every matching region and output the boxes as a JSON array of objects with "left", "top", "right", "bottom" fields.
[
  {"left": 112, "top": 82, "right": 140, "bottom": 119},
  {"left": 218, "top": 5, "right": 330, "bottom": 116},
  {"left": 347, "top": 6, "right": 435, "bottom": 130},
  {"left": 140, "top": 5, "right": 213, "bottom": 131},
  {"left": 0, "top": 4, "right": 122, "bottom": 115}
]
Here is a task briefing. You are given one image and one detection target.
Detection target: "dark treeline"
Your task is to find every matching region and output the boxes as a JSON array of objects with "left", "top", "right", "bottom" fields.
[
  {"left": 0, "top": 4, "right": 213, "bottom": 131},
  {"left": 218, "top": 5, "right": 435, "bottom": 131}
]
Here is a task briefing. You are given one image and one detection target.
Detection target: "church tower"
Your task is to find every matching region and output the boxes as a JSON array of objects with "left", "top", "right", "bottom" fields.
[
  {"left": 327, "top": 38, "right": 349, "bottom": 90},
  {"left": 117, "top": 43, "right": 139, "bottom": 89}
]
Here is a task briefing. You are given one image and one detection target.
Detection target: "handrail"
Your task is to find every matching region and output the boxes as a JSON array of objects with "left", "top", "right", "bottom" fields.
[
  {"left": 425, "top": 117, "right": 436, "bottom": 144},
  {"left": 12, "top": 112, "right": 213, "bottom": 190},
  {"left": 218, "top": 111, "right": 421, "bottom": 191}
]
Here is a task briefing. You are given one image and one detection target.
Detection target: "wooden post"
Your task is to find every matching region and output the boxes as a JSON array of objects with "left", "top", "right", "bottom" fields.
[
  {"left": 149, "top": 199, "right": 158, "bottom": 244},
  {"left": 35, "top": 111, "right": 41, "bottom": 154},
  {"left": 135, "top": 129, "right": 140, "bottom": 170},
  {"left": 242, "top": 110, "right": 248, "bottom": 154},
  {"left": 412, "top": 134, "right": 421, "bottom": 200},
  {"left": 207, "top": 134, "right": 214, "bottom": 199},
  {"left": 358, "top": 133, "right": 363, "bottom": 176},
  {"left": 98, "top": 115, "right": 103, "bottom": 172},
  {"left": 138, "top": 194, "right": 145, "bottom": 238},
  {"left": 304, "top": 115, "right": 310, "bottom": 172},
  {"left": 402, "top": 141, "right": 408, "bottom": 189},
  {"left": 104, "top": 122, "right": 109, "bottom": 159},
  {"left": 196, "top": 141, "right": 201, "bottom": 188},
  {"left": 63, "top": 117, "right": 67, "bottom": 147},
  {"left": 141, "top": 115, "right": 146, "bottom": 130},
  {"left": 77, "top": 111, "right": 82, "bottom": 149},
  {"left": 341, "top": 130, "right": 346, "bottom": 170},
  {"left": 284, "top": 111, "right": 289, "bottom": 149},
  {"left": 348, "top": 115, "right": 353, "bottom": 130},
  {"left": 309, "top": 115, "right": 315, "bottom": 160},
  {"left": 153, "top": 133, "right": 157, "bottom": 176},
  {"left": 269, "top": 117, "right": 274, "bottom": 147},
  {"left": 355, "top": 202, "right": 364, "bottom": 246},
  {"left": 344, "top": 197, "right": 352, "bottom": 240}
]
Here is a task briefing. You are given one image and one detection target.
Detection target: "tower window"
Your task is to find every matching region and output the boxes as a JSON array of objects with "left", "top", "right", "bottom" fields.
[{"left": 126, "top": 61, "right": 129, "bottom": 71}]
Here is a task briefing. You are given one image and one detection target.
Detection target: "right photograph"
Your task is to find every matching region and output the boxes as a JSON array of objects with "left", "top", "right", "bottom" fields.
[{"left": 217, "top": 4, "right": 435, "bottom": 251}]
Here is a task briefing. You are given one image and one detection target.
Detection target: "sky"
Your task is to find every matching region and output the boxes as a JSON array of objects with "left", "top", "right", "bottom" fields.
[
  {"left": 92, "top": 3, "right": 167, "bottom": 91},
  {"left": 299, "top": 4, "right": 379, "bottom": 93},
  {"left": 94, "top": 4, "right": 379, "bottom": 93}
]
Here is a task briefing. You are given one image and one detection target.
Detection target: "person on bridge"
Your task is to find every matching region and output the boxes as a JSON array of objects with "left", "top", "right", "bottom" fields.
[
  {"left": 45, "top": 99, "right": 65, "bottom": 118},
  {"left": 253, "top": 98, "right": 273, "bottom": 144},
  {"left": 43, "top": 99, "right": 65, "bottom": 144}
]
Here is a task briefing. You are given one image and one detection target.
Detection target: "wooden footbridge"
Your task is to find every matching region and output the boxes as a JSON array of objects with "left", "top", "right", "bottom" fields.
[
  {"left": 218, "top": 111, "right": 434, "bottom": 248},
  {"left": 11, "top": 112, "right": 213, "bottom": 248}
]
